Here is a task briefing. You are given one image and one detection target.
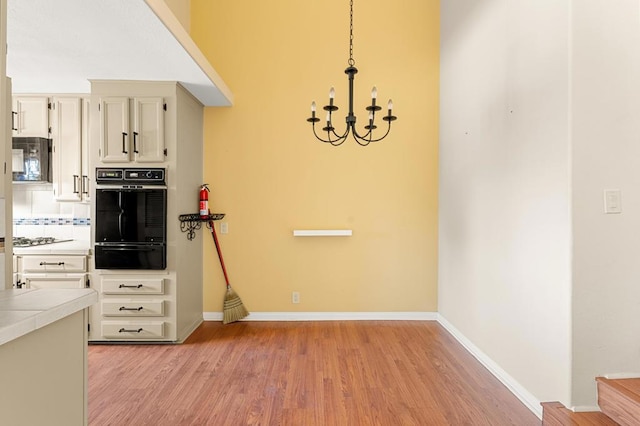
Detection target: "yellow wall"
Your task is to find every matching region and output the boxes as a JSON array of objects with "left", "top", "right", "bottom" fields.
[{"left": 191, "top": 0, "right": 439, "bottom": 313}]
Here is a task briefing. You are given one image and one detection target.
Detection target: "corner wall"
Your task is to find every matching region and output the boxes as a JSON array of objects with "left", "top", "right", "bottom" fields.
[
  {"left": 571, "top": 0, "right": 640, "bottom": 408},
  {"left": 439, "top": 0, "right": 572, "bottom": 411},
  {"left": 190, "top": 0, "right": 439, "bottom": 313}
]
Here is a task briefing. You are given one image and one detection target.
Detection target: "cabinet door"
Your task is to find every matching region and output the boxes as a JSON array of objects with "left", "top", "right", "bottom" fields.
[
  {"left": 99, "top": 97, "right": 130, "bottom": 163},
  {"left": 23, "top": 274, "right": 86, "bottom": 289},
  {"left": 81, "top": 98, "right": 91, "bottom": 201},
  {"left": 133, "top": 97, "right": 165, "bottom": 163},
  {"left": 12, "top": 96, "right": 49, "bottom": 137},
  {"left": 51, "top": 97, "right": 82, "bottom": 201},
  {"left": 0, "top": 78, "right": 9, "bottom": 200}
]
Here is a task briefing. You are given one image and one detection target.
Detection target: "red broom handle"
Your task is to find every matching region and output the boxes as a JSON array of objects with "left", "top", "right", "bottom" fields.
[{"left": 208, "top": 212, "right": 231, "bottom": 289}]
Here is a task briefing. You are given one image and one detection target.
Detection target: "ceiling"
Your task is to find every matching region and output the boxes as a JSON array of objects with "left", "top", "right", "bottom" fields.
[{"left": 6, "top": 0, "right": 232, "bottom": 106}]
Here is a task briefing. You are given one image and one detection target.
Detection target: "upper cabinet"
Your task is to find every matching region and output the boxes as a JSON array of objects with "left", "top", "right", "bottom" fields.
[
  {"left": 12, "top": 96, "right": 50, "bottom": 138},
  {"left": 51, "top": 97, "right": 85, "bottom": 202},
  {"left": 99, "top": 97, "right": 165, "bottom": 163}
]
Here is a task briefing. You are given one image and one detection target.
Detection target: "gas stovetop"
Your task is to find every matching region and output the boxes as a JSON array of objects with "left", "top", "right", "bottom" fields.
[{"left": 13, "top": 237, "right": 73, "bottom": 247}]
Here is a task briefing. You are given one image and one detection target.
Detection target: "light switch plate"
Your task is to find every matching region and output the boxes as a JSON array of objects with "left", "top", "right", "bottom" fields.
[{"left": 604, "top": 189, "right": 622, "bottom": 214}]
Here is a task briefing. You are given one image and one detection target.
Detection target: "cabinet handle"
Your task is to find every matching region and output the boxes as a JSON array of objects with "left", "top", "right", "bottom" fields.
[
  {"left": 82, "top": 175, "right": 89, "bottom": 195},
  {"left": 73, "top": 175, "right": 80, "bottom": 194},
  {"left": 122, "top": 132, "right": 128, "bottom": 154},
  {"left": 119, "top": 284, "right": 143, "bottom": 289},
  {"left": 39, "top": 262, "right": 65, "bottom": 266},
  {"left": 133, "top": 131, "right": 139, "bottom": 154},
  {"left": 119, "top": 328, "right": 144, "bottom": 333},
  {"left": 119, "top": 306, "right": 144, "bottom": 311},
  {"left": 11, "top": 111, "right": 17, "bottom": 131}
]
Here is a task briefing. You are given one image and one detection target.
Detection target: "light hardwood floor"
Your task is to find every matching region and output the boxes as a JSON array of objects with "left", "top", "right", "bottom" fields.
[{"left": 88, "top": 321, "right": 540, "bottom": 425}]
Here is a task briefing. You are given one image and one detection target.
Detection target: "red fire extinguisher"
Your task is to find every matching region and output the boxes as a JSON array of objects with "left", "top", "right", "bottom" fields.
[{"left": 199, "top": 184, "right": 210, "bottom": 219}]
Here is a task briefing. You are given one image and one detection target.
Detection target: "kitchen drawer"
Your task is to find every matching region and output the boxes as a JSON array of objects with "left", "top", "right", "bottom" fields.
[
  {"left": 24, "top": 274, "right": 86, "bottom": 289},
  {"left": 21, "top": 256, "right": 87, "bottom": 273},
  {"left": 102, "top": 300, "right": 164, "bottom": 317},
  {"left": 101, "top": 321, "right": 165, "bottom": 339},
  {"left": 101, "top": 278, "right": 164, "bottom": 295}
]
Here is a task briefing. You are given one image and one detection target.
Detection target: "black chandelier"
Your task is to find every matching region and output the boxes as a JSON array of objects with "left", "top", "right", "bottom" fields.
[{"left": 306, "top": 0, "right": 397, "bottom": 147}]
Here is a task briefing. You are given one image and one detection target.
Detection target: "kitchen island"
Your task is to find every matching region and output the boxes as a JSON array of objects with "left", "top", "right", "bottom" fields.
[{"left": 0, "top": 288, "right": 97, "bottom": 426}]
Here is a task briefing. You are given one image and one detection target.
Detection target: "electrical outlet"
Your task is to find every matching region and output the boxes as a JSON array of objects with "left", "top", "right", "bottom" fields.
[
  {"left": 220, "top": 222, "right": 229, "bottom": 234},
  {"left": 292, "top": 291, "right": 300, "bottom": 304}
]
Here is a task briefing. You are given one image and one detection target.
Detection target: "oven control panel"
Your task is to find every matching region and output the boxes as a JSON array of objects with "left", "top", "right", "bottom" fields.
[{"left": 96, "top": 168, "right": 165, "bottom": 185}]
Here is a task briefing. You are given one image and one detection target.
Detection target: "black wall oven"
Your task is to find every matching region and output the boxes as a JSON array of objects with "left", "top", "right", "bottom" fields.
[{"left": 94, "top": 168, "right": 167, "bottom": 270}]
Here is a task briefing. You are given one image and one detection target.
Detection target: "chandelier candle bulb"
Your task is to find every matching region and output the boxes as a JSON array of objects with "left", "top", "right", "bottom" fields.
[
  {"left": 311, "top": 101, "right": 316, "bottom": 112},
  {"left": 371, "top": 86, "right": 377, "bottom": 99},
  {"left": 329, "top": 87, "right": 335, "bottom": 99},
  {"left": 388, "top": 99, "right": 393, "bottom": 110}
]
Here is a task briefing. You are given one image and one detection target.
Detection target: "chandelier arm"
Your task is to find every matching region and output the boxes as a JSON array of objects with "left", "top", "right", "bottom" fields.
[
  {"left": 312, "top": 122, "right": 348, "bottom": 145},
  {"left": 311, "top": 123, "right": 337, "bottom": 144},
  {"left": 352, "top": 134, "right": 371, "bottom": 147},
  {"left": 331, "top": 124, "right": 350, "bottom": 141},
  {"left": 360, "top": 120, "right": 393, "bottom": 143},
  {"left": 351, "top": 127, "right": 367, "bottom": 141}
]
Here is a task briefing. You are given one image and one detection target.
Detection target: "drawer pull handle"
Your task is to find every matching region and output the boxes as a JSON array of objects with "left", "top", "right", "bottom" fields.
[
  {"left": 119, "top": 284, "right": 143, "bottom": 289},
  {"left": 118, "top": 328, "right": 143, "bottom": 333},
  {"left": 39, "top": 262, "right": 65, "bottom": 266},
  {"left": 119, "top": 306, "right": 144, "bottom": 311}
]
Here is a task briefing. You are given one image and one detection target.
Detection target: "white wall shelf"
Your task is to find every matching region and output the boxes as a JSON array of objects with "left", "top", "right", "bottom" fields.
[{"left": 293, "top": 230, "right": 353, "bottom": 237}]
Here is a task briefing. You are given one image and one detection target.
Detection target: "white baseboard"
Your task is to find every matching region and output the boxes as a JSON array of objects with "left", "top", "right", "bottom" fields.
[
  {"left": 571, "top": 405, "right": 601, "bottom": 412},
  {"left": 437, "top": 314, "right": 542, "bottom": 419},
  {"left": 203, "top": 311, "right": 438, "bottom": 321}
]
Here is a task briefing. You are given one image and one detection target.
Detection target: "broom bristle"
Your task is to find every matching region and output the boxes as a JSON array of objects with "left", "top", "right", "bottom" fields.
[{"left": 223, "top": 286, "right": 249, "bottom": 324}]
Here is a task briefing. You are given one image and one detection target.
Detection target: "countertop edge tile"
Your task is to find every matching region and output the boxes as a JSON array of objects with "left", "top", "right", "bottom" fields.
[
  {"left": 0, "top": 315, "right": 37, "bottom": 345},
  {"left": 34, "top": 291, "right": 98, "bottom": 329},
  {"left": 0, "top": 289, "right": 97, "bottom": 345}
]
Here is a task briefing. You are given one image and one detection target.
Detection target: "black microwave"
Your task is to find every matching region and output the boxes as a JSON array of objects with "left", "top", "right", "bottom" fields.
[{"left": 12, "top": 137, "right": 52, "bottom": 182}]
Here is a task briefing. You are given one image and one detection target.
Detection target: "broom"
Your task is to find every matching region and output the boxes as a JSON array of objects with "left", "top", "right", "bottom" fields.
[{"left": 208, "top": 210, "right": 249, "bottom": 324}]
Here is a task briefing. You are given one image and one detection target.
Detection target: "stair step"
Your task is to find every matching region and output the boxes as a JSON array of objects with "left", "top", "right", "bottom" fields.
[
  {"left": 542, "top": 401, "right": 619, "bottom": 425},
  {"left": 597, "top": 377, "right": 640, "bottom": 426}
]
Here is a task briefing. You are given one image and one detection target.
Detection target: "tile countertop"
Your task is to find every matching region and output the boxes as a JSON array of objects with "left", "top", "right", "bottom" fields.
[
  {"left": 0, "top": 288, "right": 97, "bottom": 345},
  {"left": 13, "top": 240, "right": 91, "bottom": 256}
]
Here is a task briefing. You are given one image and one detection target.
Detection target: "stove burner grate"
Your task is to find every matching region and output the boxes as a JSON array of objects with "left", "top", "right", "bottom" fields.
[{"left": 13, "top": 237, "right": 73, "bottom": 247}]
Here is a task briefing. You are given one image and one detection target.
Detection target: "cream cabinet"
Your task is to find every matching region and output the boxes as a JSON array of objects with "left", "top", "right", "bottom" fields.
[
  {"left": 99, "top": 96, "right": 165, "bottom": 163},
  {"left": 89, "top": 81, "right": 205, "bottom": 343},
  {"left": 51, "top": 97, "right": 82, "bottom": 201},
  {"left": 98, "top": 276, "right": 168, "bottom": 340},
  {"left": 12, "top": 96, "right": 50, "bottom": 137},
  {"left": 51, "top": 96, "right": 91, "bottom": 202},
  {"left": 15, "top": 254, "right": 88, "bottom": 289},
  {"left": 81, "top": 98, "right": 91, "bottom": 202}
]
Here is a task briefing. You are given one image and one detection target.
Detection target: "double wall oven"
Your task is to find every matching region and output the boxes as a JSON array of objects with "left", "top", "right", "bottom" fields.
[{"left": 94, "top": 168, "right": 167, "bottom": 270}]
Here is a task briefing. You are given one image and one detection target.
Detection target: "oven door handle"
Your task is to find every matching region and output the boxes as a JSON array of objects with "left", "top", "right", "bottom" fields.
[
  {"left": 100, "top": 246, "right": 159, "bottom": 252},
  {"left": 118, "top": 192, "right": 124, "bottom": 240}
]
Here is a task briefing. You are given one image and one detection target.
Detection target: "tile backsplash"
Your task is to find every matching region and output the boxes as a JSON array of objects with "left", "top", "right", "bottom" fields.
[{"left": 13, "top": 184, "right": 90, "bottom": 241}]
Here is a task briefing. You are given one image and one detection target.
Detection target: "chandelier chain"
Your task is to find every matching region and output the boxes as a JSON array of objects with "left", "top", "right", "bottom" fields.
[{"left": 348, "top": 0, "right": 355, "bottom": 66}]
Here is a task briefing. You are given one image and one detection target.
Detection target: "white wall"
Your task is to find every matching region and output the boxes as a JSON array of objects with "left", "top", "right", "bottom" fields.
[
  {"left": 571, "top": 0, "right": 640, "bottom": 408},
  {"left": 439, "top": 0, "right": 572, "bottom": 412}
]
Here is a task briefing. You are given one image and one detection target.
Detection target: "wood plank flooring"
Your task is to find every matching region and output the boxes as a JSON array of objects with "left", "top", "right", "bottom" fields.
[
  {"left": 541, "top": 402, "right": 619, "bottom": 425},
  {"left": 88, "top": 321, "right": 540, "bottom": 425}
]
